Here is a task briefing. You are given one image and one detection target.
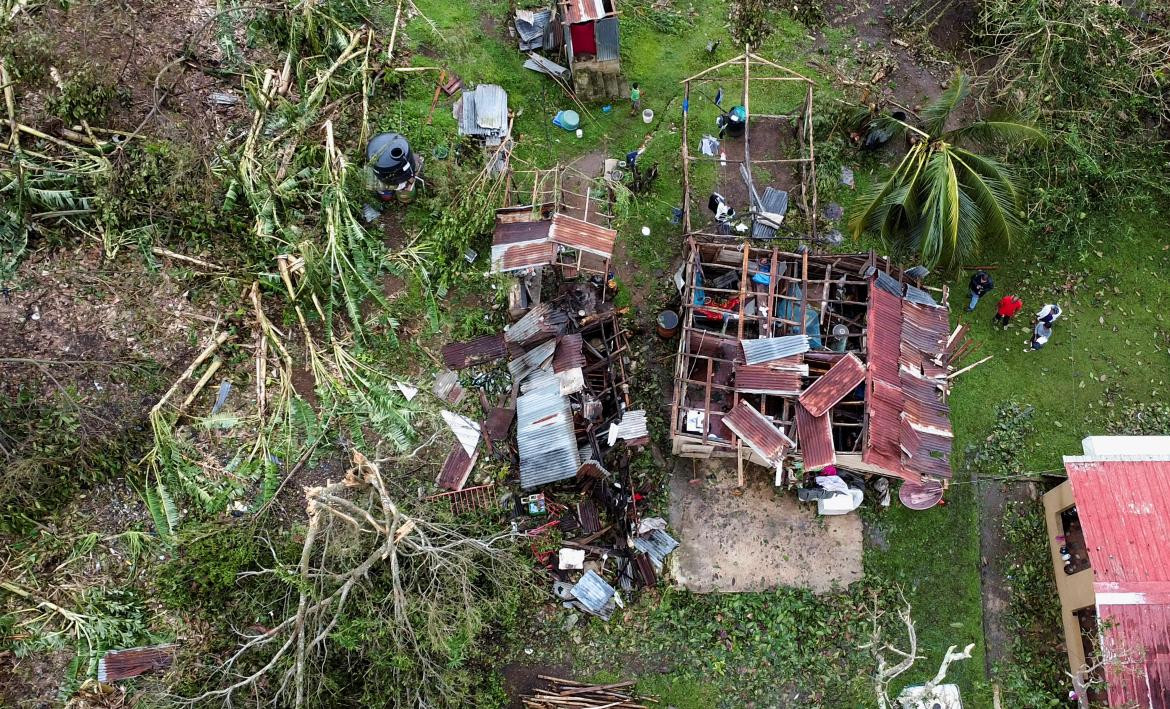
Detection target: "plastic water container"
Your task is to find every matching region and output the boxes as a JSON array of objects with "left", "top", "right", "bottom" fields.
[
  {"left": 561, "top": 110, "right": 581, "bottom": 131},
  {"left": 642, "top": 109, "right": 654, "bottom": 123}
]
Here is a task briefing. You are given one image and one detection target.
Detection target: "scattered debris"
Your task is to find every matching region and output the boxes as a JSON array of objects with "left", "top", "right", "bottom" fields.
[
  {"left": 455, "top": 84, "right": 510, "bottom": 146},
  {"left": 515, "top": 9, "right": 552, "bottom": 51},
  {"left": 524, "top": 52, "right": 570, "bottom": 81},
  {"left": 97, "top": 645, "right": 176, "bottom": 682},
  {"left": 569, "top": 569, "right": 617, "bottom": 620},
  {"left": 522, "top": 675, "right": 651, "bottom": 709}
]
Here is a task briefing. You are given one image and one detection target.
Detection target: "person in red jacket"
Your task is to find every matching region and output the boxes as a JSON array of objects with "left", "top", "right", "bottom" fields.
[{"left": 994, "top": 294, "right": 1023, "bottom": 328}]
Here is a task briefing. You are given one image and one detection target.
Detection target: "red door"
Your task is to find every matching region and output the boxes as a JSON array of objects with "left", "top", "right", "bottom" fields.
[{"left": 570, "top": 22, "right": 596, "bottom": 56}]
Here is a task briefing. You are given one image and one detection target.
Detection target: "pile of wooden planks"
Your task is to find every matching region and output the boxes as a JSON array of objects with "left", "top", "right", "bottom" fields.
[{"left": 522, "top": 675, "right": 655, "bottom": 708}]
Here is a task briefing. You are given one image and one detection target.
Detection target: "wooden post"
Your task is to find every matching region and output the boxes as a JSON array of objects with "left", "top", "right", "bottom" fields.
[
  {"left": 741, "top": 45, "right": 751, "bottom": 197},
  {"left": 806, "top": 83, "right": 818, "bottom": 243},
  {"left": 682, "top": 81, "right": 692, "bottom": 233},
  {"left": 799, "top": 250, "right": 809, "bottom": 335},
  {"left": 764, "top": 246, "right": 779, "bottom": 336}
]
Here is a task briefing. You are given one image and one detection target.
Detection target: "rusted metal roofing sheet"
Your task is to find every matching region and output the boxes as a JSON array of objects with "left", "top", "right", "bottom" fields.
[
  {"left": 795, "top": 403, "right": 836, "bottom": 471},
  {"left": 734, "top": 364, "right": 803, "bottom": 396},
  {"left": 798, "top": 352, "right": 865, "bottom": 417},
  {"left": 595, "top": 15, "right": 620, "bottom": 61},
  {"left": 437, "top": 444, "right": 477, "bottom": 491},
  {"left": 576, "top": 499, "right": 601, "bottom": 533},
  {"left": 553, "top": 333, "right": 585, "bottom": 372},
  {"left": 483, "top": 406, "right": 515, "bottom": 442},
  {"left": 493, "top": 240, "right": 557, "bottom": 273},
  {"left": 866, "top": 287, "right": 903, "bottom": 381},
  {"left": 722, "top": 401, "right": 793, "bottom": 467},
  {"left": 516, "top": 379, "right": 581, "bottom": 489},
  {"left": 740, "top": 335, "right": 810, "bottom": 365},
  {"left": 550, "top": 213, "right": 617, "bottom": 259},
  {"left": 863, "top": 384, "right": 911, "bottom": 481},
  {"left": 441, "top": 333, "right": 508, "bottom": 370},
  {"left": 902, "top": 302, "right": 949, "bottom": 355},
  {"left": 98, "top": 645, "right": 175, "bottom": 682},
  {"left": 506, "top": 302, "right": 570, "bottom": 345},
  {"left": 493, "top": 218, "right": 552, "bottom": 246},
  {"left": 1063, "top": 457, "right": 1170, "bottom": 707},
  {"left": 687, "top": 329, "right": 740, "bottom": 359},
  {"left": 902, "top": 428, "right": 952, "bottom": 479},
  {"left": 562, "top": 0, "right": 608, "bottom": 24},
  {"left": 433, "top": 369, "right": 464, "bottom": 405}
]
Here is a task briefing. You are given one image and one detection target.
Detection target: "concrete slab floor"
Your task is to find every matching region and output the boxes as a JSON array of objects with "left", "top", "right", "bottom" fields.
[{"left": 668, "top": 459, "right": 863, "bottom": 594}]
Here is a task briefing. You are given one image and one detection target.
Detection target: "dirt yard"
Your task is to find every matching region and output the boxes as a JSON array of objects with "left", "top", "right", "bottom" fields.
[{"left": 669, "top": 460, "right": 863, "bottom": 593}]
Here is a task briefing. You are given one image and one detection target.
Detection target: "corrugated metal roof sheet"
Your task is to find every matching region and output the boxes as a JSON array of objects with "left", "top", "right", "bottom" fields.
[
  {"left": 550, "top": 213, "right": 617, "bottom": 259},
  {"left": 734, "top": 364, "right": 804, "bottom": 396},
  {"left": 904, "top": 283, "right": 938, "bottom": 307},
  {"left": 688, "top": 329, "right": 740, "bottom": 359},
  {"left": 441, "top": 333, "right": 508, "bottom": 370},
  {"left": 457, "top": 85, "right": 509, "bottom": 144},
  {"left": 524, "top": 52, "right": 571, "bottom": 80},
  {"left": 515, "top": 8, "right": 551, "bottom": 49},
  {"left": 493, "top": 240, "right": 557, "bottom": 273},
  {"left": 570, "top": 569, "right": 616, "bottom": 619},
  {"left": 484, "top": 406, "right": 515, "bottom": 442},
  {"left": 741, "top": 335, "right": 810, "bottom": 365},
  {"left": 795, "top": 402, "right": 836, "bottom": 471},
  {"left": 633, "top": 529, "right": 679, "bottom": 571},
  {"left": 799, "top": 352, "right": 866, "bottom": 417},
  {"left": 508, "top": 337, "right": 557, "bottom": 384},
  {"left": 433, "top": 369, "right": 464, "bottom": 404},
  {"left": 516, "top": 379, "right": 580, "bottom": 489},
  {"left": 608, "top": 409, "right": 649, "bottom": 445},
  {"left": 752, "top": 187, "right": 789, "bottom": 239},
  {"left": 506, "top": 302, "right": 570, "bottom": 345},
  {"left": 722, "top": 401, "right": 793, "bottom": 467},
  {"left": 493, "top": 218, "right": 552, "bottom": 246},
  {"left": 1063, "top": 457, "right": 1170, "bottom": 707},
  {"left": 577, "top": 499, "right": 601, "bottom": 533},
  {"left": 553, "top": 334, "right": 585, "bottom": 373},
  {"left": 595, "top": 16, "right": 620, "bottom": 61},
  {"left": 563, "top": 0, "right": 608, "bottom": 23},
  {"left": 437, "top": 445, "right": 477, "bottom": 491},
  {"left": 98, "top": 645, "right": 175, "bottom": 682},
  {"left": 873, "top": 269, "right": 903, "bottom": 297}
]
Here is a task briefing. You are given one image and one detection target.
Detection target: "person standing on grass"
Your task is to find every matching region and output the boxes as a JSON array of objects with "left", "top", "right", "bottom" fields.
[
  {"left": 1036, "top": 303, "right": 1063, "bottom": 325},
  {"left": 994, "top": 294, "right": 1023, "bottom": 328},
  {"left": 1029, "top": 320, "right": 1053, "bottom": 351},
  {"left": 967, "top": 269, "right": 994, "bottom": 312},
  {"left": 629, "top": 82, "right": 641, "bottom": 115}
]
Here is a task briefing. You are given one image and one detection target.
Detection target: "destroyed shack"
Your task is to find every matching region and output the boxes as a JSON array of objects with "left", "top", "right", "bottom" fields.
[
  {"left": 669, "top": 240, "right": 965, "bottom": 487},
  {"left": 557, "top": 0, "right": 622, "bottom": 100},
  {"left": 491, "top": 166, "right": 619, "bottom": 319},
  {"left": 455, "top": 84, "right": 510, "bottom": 147}
]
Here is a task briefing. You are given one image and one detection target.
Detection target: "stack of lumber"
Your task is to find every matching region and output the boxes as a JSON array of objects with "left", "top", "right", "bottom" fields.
[{"left": 522, "top": 675, "right": 656, "bottom": 708}]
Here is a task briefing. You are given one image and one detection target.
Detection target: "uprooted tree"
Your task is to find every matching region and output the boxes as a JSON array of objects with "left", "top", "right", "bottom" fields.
[
  {"left": 188, "top": 450, "right": 525, "bottom": 707},
  {"left": 862, "top": 590, "right": 976, "bottom": 709}
]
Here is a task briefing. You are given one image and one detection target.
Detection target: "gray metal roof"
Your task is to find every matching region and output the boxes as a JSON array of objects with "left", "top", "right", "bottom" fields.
[
  {"left": 595, "top": 16, "right": 620, "bottom": 62},
  {"left": 904, "top": 283, "right": 939, "bottom": 307},
  {"left": 457, "top": 85, "right": 509, "bottom": 145},
  {"left": 633, "top": 529, "right": 679, "bottom": 571},
  {"left": 515, "top": 9, "right": 551, "bottom": 50},
  {"left": 752, "top": 187, "right": 790, "bottom": 239},
  {"left": 505, "top": 301, "right": 569, "bottom": 345},
  {"left": 516, "top": 378, "right": 581, "bottom": 489},
  {"left": 524, "top": 53, "right": 570, "bottom": 80},
  {"left": 508, "top": 337, "right": 557, "bottom": 385},
  {"left": 570, "top": 569, "right": 616, "bottom": 619},
  {"left": 874, "top": 270, "right": 903, "bottom": 298},
  {"left": 741, "top": 335, "right": 810, "bottom": 365},
  {"left": 608, "top": 409, "right": 648, "bottom": 444}
]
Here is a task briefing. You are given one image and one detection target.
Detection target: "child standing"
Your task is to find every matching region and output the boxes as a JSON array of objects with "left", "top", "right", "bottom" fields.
[{"left": 629, "top": 82, "right": 641, "bottom": 115}]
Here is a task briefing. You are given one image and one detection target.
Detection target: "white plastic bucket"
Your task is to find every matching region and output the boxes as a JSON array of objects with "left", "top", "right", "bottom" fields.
[{"left": 642, "top": 109, "right": 654, "bottom": 124}]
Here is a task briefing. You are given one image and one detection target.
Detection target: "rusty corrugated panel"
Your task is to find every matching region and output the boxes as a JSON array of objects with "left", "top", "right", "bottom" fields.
[
  {"left": 576, "top": 499, "right": 601, "bottom": 533},
  {"left": 687, "top": 329, "right": 739, "bottom": 359},
  {"left": 506, "top": 302, "right": 570, "bottom": 345},
  {"left": 901, "top": 428, "right": 952, "bottom": 479},
  {"left": 734, "top": 364, "right": 803, "bottom": 396},
  {"left": 1063, "top": 457, "right": 1170, "bottom": 707},
  {"left": 483, "top": 406, "right": 516, "bottom": 442},
  {"left": 633, "top": 552, "right": 657, "bottom": 586},
  {"left": 437, "top": 445, "right": 477, "bottom": 491},
  {"left": 798, "top": 352, "right": 866, "bottom": 417},
  {"left": 862, "top": 382, "right": 910, "bottom": 480},
  {"left": 495, "top": 241, "right": 557, "bottom": 273},
  {"left": 866, "top": 287, "right": 903, "bottom": 381},
  {"left": 441, "top": 333, "right": 508, "bottom": 370},
  {"left": 98, "top": 645, "right": 175, "bottom": 682},
  {"left": 553, "top": 333, "right": 585, "bottom": 372},
  {"left": 722, "top": 401, "right": 793, "bottom": 467},
  {"left": 433, "top": 370, "right": 464, "bottom": 405},
  {"left": 562, "top": 0, "right": 607, "bottom": 24},
  {"left": 494, "top": 218, "right": 552, "bottom": 245},
  {"left": 577, "top": 459, "right": 607, "bottom": 478},
  {"left": 508, "top": 337, "right": 557, "bottom": 384},
  {"left": 496, "top": 202, "right": 555, "bottom": 223},
  {"left": 795, "top": 403, "right": 835, "bottom": 471},
  {"left": 550, "top": 213, "right": 617, "bottom": 259}
]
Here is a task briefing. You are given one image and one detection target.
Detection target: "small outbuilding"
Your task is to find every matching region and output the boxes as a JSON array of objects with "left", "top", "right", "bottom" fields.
[{"left": 557, "top": 0, "right": 622, "bottom": 100}]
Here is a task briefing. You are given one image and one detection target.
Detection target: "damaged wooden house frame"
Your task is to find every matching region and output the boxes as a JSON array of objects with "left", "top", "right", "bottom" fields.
[
  {"left": 492, "top": 164, "right": 619, "bottom": 320},
  {"left": 680, "top": 49, "right": 819, "bottom": 241},
  {"left": 668, "top": 239, "right": 970, "bottom": 488}
]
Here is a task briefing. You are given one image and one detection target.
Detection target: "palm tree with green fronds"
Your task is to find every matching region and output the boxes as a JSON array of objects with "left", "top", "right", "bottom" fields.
[{"left": 848, "top": 74, "right": 1047, "bottom": 272}]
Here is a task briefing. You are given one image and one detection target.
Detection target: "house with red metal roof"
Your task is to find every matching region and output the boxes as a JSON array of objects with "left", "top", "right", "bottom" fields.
[{"left": 1042, "top": 436, "right": 1170, "bottom": 706}]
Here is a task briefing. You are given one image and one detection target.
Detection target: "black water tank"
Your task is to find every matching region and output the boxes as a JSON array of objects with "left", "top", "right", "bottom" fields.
[{"left": 367, "top": 133, "right": 415, "bottom": 184}]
